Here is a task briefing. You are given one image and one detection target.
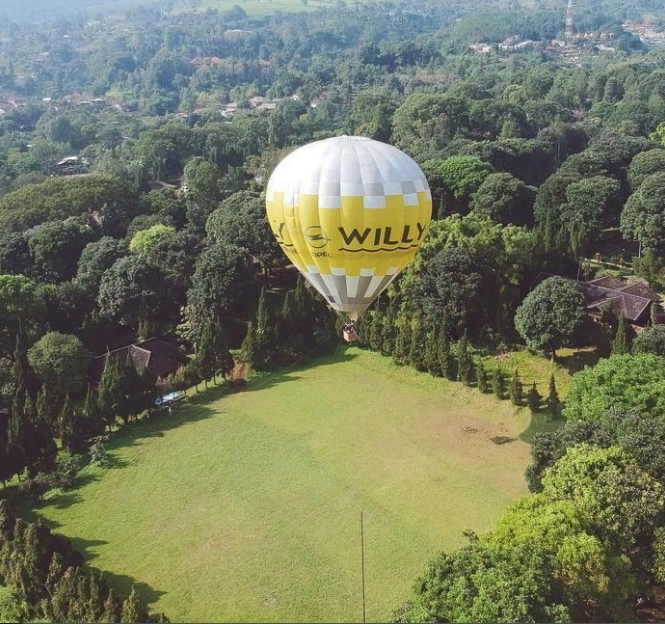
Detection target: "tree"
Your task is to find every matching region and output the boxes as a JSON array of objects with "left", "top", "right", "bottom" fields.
[
  {"left": 548, "top": 374, "right": 559, "bottom": 420},
  {"left": 392, "top": 539, "right": 569, "bottom": 624},
  {"left": 611, "top": 313, "right": 629, "bottom": 355},
  {"left": 456, "top": 333, "right": 472, "bottom": 386},
  {"left": 184, "top": 243, "right": 257, "bottom": 338},
  {"left": 542, "top": 444, "right": 664, "bottom": 575},
  {"left": 439, "top": 155, "right": 494, "bottom": 200},
  {"left": 528, "top": 382, "right": 541, "bottom": 414},
  {"left": 392, "top": 93, "right": 469, "bottom": 157},
  {"left": 515, "top": 277, "right": 588, "bottom": 360},
  {"left": 97, "top": 354, "right": 124, "bottom": 430},
  {"left": 470, "top": 172, "right": 536, "bottom": 227},
  {"left": 562, "top": 354, "right": 665, "bottom": 424},
  {"left": 492, "top": 367, "right": 505, "bottom": 400},
  {"left": 409, "top": 316, "right": 425, "bottom": 370},
  {"left": 381, "top": 306, "right": 396, "bottom": 356},
  {"left": 98, "top": 255, "right": 164, "bottom": 327},
  {"left": 628, "top": 149, "right": 665, "bottom": 191},
  {"left": 437, "top": 321, "right": 454, "bottom": 380},
  {"left": 476, "top": 360, "right": 488, "bottom": 393},
  {"left": 632, "top": 324, "right": 665, "bottom": 356},
  {"left": 509, "top": 370, "right": 523, "bottom": 406},
  {"left": 241, "top": 321, "right": 260, "bottom": 366},
  {"left": 620, "top": 172, "right": 665, "bottom": 251},
  {"left": 393, "top": 318, "right": 411, "bottom": 366},
  {"left": 28, "top": 219, "right": 97, "bottom": 284},
  {"left": 75, "top": 237, "right": 128, "bottom": 297},
  {"left": 28, "top": 333, "right": 91, "bottom": 397},
  {"left": 369, "top": 311, "right": 384, "bottom": 353},
  {"left": 423, "top": 324, "right": 439, "bottom": 375},
  {"left": 129, "top": 224, "right": 177, "bottom": 257},
  {"left": 206, "top": 191, "right": 281, "bottom": 272}
]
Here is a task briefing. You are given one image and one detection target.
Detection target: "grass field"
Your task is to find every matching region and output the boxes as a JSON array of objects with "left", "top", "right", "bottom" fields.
[{"left": 26, "top": 349, "right": 559, "bottom": 623}]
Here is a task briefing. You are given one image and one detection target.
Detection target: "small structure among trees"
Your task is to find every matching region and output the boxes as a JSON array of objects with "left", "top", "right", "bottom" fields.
[
  {"left": 88, "top": 338, "right": 188, "bottom": 392},
  {"left": 577, "top": 275, "right": 664, "bottom": 331}
]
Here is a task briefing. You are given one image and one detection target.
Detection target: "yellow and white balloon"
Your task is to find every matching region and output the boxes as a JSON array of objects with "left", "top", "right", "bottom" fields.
[{"left": 266, "top": 136, "right": 432, "bottom": 319}]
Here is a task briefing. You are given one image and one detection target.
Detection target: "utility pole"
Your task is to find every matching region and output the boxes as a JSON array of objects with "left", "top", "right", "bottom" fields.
[{"left": 360, "top": 512, "right": 366, "bottom": 624}]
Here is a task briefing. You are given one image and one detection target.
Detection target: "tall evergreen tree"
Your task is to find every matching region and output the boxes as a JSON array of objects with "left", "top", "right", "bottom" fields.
[
  {"left": 492, "top": 367, "right": 505, "bottom": 400},
  {"left": 548, "top": 374, "right": 559, "bottom": 419},
  {"left": 437, "top": 320, "right": 454, "bottom": 380},
  {"left": 457, "top": 333, "right": 472, "bottom": 386},
  {"left": 241, "top": 320, "right": 260, "bottom": 365},
  {"left": 476, "top": 360, "right": 488, "bottom": 393},
  {"left": 369, "top": 310, "right": 384, "bottom": 352},
  {"left": 394, "top": 317, "right": 411, "bottom": 365},
  {"left": 60, "top": 394, "right": 75, "bottom": 450},
  {"left": 409, "top": 316, "right": 425, "bottom": 371},
  {"left": 612, "top": 313, "right": 629, "bottom": 355},
  {"left": 358, "top": 312, "right": 372, "bottom": 348},
  {"left": 211, "top": 322, "right": 235, "bottom": 380},
  {"left": 527, "top": 381, "right": 541, "bottom": 413},
  {"left": 97, "top": 355, "right": 123, "bottom": 431},
  {"left": 381, "top": 305, "right": 396, "bottom": 356},
  {"left": 196, "top": 325, "right": 216, "bottom": 388},
  {"left": 509, "top": 369, "right": 523, "bottom": 406},
  {"left": 423, "top": 325, "right": 440, "bottom": 375}
]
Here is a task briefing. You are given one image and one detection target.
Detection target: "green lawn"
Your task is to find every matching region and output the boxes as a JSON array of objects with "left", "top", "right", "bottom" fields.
[{"left": 28, "top": 349, "right": 556, "bottom": 623}]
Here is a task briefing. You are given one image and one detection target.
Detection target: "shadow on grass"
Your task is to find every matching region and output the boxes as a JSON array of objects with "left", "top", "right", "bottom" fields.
[
  {"left": 556, "top": 348, "right": 600, "bottom": 376},
  {"left": 518, "top": 413, "right": 564, "bottom": 444},
  {"left": 92, "top": 568, "right": 167, "bottom": 607},
  {"left": 67, "top": 536, "right": 109, "bottom": 562}
]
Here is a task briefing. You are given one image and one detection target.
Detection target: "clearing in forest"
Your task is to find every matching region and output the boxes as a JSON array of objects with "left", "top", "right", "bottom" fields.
[{"left": 28, "top": 349, "right": 558, "bottom": 623}]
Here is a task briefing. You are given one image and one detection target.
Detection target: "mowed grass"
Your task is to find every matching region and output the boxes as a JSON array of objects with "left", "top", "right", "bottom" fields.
[{"left": 28, "top": 349, "right": 556, "bottom": 623}]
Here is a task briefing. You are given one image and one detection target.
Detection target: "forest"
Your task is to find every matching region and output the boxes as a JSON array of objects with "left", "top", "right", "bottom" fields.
[{"left": 3, "top": 0, "right": 665, "bottom": 621}]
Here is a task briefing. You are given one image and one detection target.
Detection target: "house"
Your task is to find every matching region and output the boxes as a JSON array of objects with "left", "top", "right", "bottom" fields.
[
  {"left": 89, "top": 338, "right": 189, "bottom": 388},
  {"left": 575, "top": 276, "right": 665, "bottom": 329}
]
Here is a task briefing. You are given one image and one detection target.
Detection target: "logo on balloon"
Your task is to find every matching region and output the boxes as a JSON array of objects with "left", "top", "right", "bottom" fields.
[{"left": 304, "top": 226, "right": 330, "bottom": 249}]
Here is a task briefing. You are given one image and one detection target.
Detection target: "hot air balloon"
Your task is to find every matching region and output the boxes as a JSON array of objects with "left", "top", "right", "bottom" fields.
[{"left": 266, "top": 136, "right": 432, "bottom": 342}]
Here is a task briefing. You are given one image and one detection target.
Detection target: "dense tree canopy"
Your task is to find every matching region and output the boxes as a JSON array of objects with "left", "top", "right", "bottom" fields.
[{"left": 563, "top": 354, "right": 665, "bottom": 424}]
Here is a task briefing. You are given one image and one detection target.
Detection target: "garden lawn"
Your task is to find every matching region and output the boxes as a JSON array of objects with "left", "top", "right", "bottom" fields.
[{"left": 30, "top": 349, "right": 554, "bottom": 623}]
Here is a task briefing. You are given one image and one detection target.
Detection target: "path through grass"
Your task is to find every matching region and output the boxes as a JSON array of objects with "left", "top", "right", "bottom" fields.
[{"left": 30, "top": 349, "right": 555, "bottom": 623}]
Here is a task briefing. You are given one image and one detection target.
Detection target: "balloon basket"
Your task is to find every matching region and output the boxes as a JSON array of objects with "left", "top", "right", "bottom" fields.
[{"left": 343, "top": 322, "right": 358, "bottom": 343}]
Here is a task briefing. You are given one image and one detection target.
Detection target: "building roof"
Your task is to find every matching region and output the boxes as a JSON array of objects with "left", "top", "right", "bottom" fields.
[
  {"left": 577, "top": 276, "right": 660, "bottom": 322},
  {"left": 89, "top": 338, "right": 188, "bottom": 386}
]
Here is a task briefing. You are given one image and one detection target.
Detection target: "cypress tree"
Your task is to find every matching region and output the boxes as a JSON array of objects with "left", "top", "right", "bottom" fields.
[
  {"left": 409, "top": 316, "right": 425, "bottom": 370},
  {"left": 423, "top": 324, "right": 440, "bottom": 375},
  {"left": 36, "top": 385, "right": 51, "bottom": 429},
  {"left": 358, "top": 312, "right": 372, "bottom": 347},
  {"left": 651, "top": 301, "right": 660, "bottom": 327},
  {"left": 281, "top": 290, "right": 297, "bottom": 344},
  {"left": 527, "top": 382, "right": 541, "bottom": 413},
  {"left": 196, "top": 325, "right": 216, "bottom": 388},
  {"left": 369, "top": 311, "right": 384, "bottom": 352},
  {"left": 612, "top": 313, "right": 628, "bottom": 355},
  {"left": 457, "top": 333, "right": 472, "bottom": 386},
  {"left": 393, "top": 317, "right": 411, "bottom": 365},
  {"left": 548, "top": 374, "right": 559, "bottom": 419},
  {"left": 509, "top": 369, "right": 523, "bottom": 406},
  {"left": 98, "top": 355, "right": 122, "bottom": 431},
  {"left": 492, "top": 366, "right": 504, "bottom": 400},
  {"left": 241, "top": 321, "right": 260, "bottom": 365},
  {"left": 60, "top": 395, "right": 75, "bottom": 451},
  {"left": 212, "top": 322, "right": 235, "bottom": 380},
  {"left": 437, "top": 321, "right": 453, "bottom": 380},
  {"left": 476, "top": 360, "right": 487, "bottom": 393},
  {"left": 381, "top": 305, "right": 396, "bottom": 356}
]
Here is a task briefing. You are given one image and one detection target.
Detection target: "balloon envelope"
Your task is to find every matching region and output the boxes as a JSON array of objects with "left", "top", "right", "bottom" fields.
[{"left": 266, "top": 136, "right": 432, "bottom": 318}]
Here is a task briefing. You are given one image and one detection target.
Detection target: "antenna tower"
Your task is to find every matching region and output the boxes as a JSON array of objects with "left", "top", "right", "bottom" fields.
[{"left": 565, "top": 0, "right": 575, "bottom": 40}]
